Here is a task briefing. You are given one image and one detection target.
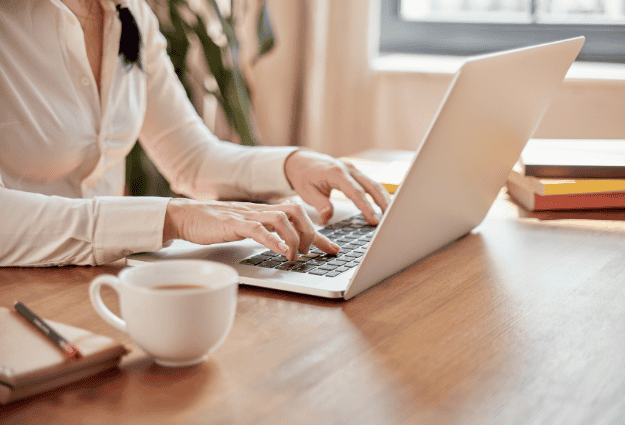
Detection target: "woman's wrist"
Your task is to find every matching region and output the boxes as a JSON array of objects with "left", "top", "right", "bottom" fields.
[{"left": 163, "top": 198, "right": 191, "bottom": 243}]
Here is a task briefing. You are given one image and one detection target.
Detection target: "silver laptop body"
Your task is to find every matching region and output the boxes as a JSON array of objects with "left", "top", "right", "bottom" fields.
[{"left": 127, "top": 37, "right": 585, "bottom": 299}]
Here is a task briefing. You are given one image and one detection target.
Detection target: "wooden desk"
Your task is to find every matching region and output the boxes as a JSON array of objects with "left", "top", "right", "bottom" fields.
[{"left": 2, "top": 151, "right": 625, "bottom": 424}]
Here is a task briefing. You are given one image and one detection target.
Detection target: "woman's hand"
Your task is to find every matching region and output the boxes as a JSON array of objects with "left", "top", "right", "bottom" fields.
[
  {"left": 284, "top": 150, "right": 392, "bottom": 225},
  {"left": 163, "top": 198, "right": 340, "bottom": 261}
]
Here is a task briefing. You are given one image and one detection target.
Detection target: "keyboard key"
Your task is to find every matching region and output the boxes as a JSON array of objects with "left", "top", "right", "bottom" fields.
[
  {"left": 308, "top": 269, "right": 328, "bottom": 276},
  {"left": 292, "top": 264, "right": 318, "bottom": 273},
  {"left": 311, "top": 257, "right": 329, "bottom": 263},
  {"left": 317, "top": 264, "right": 337, "bottom": 271},
  {"left": 325, "top": 271, "right": 341, "bottom": 277},
  {"left": 240, "top": 257, "right": 266, "bottom": 265},
  {"left": 334, "top": 240, "right": 351, "bottom": 247},
  {"left": 335, "top": 266, "right": 350, "bottom": 272},
  {"left": 259, "top": 260, "right": 282, "bottom": 268},
  {"left": 276, "top": 261, "right": 301, "bottom": 270},
  {"left": 351, "top": 240, "right": 368, "bottom": 246},
  {"left": 328, "top": 259, "right": 348, "bottom": 266}
]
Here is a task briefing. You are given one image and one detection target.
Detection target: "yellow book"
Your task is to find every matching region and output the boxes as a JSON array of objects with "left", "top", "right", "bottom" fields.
[
  {"left": 340, "top": 157, "right": 410, "bottom": 194},
  {"left": 508, "top": 162, "right": 625, "bottom": 196}
]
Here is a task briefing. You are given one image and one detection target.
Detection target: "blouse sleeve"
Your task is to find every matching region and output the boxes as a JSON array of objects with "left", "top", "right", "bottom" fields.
[
  {"left": 0, "top": 172, "right": 169, "bottom": 266},
  {"left": 135, "top": 2, "right": 298, "bottom": 202}
]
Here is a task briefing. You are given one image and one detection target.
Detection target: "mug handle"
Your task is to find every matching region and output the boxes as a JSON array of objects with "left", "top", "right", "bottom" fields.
[{"left": 89, "top": 275, "right": 127, "bottom": 333}]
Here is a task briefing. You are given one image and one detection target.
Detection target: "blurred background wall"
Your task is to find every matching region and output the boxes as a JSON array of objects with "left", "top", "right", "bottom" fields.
[{"left": 210, "top": 0, "right": 625, "bottom": 156}]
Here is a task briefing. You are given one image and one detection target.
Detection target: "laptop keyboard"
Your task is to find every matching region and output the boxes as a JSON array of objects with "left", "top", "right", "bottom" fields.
[{"left": 239, "top": 215, "right": 376, "bottom": 277}]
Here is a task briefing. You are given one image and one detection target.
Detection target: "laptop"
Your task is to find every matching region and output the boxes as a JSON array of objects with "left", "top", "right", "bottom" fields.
[{"left": 127, "top": 37, "right": 585, "bottom": 299}]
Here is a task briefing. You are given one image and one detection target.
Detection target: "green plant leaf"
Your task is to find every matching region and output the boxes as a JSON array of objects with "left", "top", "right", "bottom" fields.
[
  {"left": 226, "top": 67, "right": 258, "bottom": 146},
  {"left": 257, "top": 1, "right": 275, "bottom": 57},
  {"left": 191, "top": 13, "right": 229, "bottom": 95},
  {"left": 159, "top": 0, "right": 261, "bottom": 146},
  {"left": 204, "top": 0, "right": 238, "bottom": 53},
  {"left": 161, "top": 0, "right": 193, "bottom": 98}
]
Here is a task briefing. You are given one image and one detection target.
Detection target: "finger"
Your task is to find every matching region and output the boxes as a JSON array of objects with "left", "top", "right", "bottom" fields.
[
  {"left": 269, "top": 203, "right": 318, "bottom": 254},
  {"left": 252, "top": 211, "right": 300, "bottom": 261},
  {"left": 294, "top": 183, "right": 335, "bottom": 224},
  {"left": 234, "top": 219, "right": 290, "bottom": 257},
  {"left": 349, "top": 168, "right": 392, "bottom": 213},
  {"left": 327, "top": 169, "right": 379, "bottom": 225},
  {"left": 313, "top": 232, "right": 341, "bottom": 255}
]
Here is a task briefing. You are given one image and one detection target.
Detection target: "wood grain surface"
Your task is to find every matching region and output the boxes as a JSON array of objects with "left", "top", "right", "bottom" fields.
[{"left": 1, "top": 151, "right": 625, "bottom": 425}]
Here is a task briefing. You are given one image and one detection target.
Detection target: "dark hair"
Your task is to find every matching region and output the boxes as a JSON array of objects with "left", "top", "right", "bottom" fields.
[{"left": 116, "top": 5, "right": 142, "bottom": 70}]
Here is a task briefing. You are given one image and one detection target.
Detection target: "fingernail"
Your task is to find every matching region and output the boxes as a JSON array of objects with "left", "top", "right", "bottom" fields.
[
  {"left": 331, "top": 243, "right": 341, "bottom": 253},
  {"left": 278, "top": 243, "right": 289, "bottom": 254}
]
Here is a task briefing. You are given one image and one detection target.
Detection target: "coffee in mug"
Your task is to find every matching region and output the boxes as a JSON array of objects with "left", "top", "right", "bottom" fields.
[
  {"left": 152, "top": 284, "right": 205, "bottom": 291},
  {"left": 89, "top": 260, "right": 238, "bottom": 367}
]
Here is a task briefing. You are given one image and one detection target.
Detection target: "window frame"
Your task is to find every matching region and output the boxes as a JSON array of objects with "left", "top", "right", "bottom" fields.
[{"left": 379, "top": 0, "right": 625, "bottom": 63}]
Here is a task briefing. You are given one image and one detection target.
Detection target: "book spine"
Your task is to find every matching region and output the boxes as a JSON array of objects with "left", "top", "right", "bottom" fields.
[
  {"left": 508, "top": 169, "right": 625, "bottom": 196},
  {"left": 524, "top": 164, "right": 625, "bottom": 179},
  {"left": 507, "top": 181, "right": 625, "bottom": 211},
  {"left": 533, "top": 191, "right": 625, "bottom": 210}
]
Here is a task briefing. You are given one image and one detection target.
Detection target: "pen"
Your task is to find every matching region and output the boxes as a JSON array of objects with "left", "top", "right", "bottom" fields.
[{"left": 13, "top": 301, "right": 82, "bottom": 360}]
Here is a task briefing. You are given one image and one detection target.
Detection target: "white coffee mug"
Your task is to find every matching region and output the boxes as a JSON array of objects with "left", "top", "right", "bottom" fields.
[{"left": 89, "top": 260, "right": 238, "bottom": 367}]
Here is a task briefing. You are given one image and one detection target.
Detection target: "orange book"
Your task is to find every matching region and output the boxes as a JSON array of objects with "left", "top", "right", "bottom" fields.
[{"left": 506, "top": 180, "right": 625, "bottom": 211}]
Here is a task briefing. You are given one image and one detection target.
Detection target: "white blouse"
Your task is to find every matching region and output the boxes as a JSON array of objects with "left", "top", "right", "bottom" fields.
[{"left": 0, "top": 0, "right": 296, "bottom": 266}]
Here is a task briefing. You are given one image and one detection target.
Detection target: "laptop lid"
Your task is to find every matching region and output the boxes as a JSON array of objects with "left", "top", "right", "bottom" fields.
[{"left": 342, "top": 36, "right": 585, "bottom": 299}]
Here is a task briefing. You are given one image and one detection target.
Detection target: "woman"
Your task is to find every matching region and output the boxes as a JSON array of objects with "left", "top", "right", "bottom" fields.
[{"left": 0, "top": 0, "right": 390, "bottom": 266}]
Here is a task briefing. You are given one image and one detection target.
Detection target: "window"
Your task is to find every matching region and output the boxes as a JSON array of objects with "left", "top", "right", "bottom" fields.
[{"left": 379, "top": 0, "right": 625, "bottom": 62}]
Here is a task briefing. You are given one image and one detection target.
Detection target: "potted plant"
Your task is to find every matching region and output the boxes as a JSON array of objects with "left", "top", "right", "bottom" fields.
[{"left": 127, "top": 0, "right": 276, "bottom": 196}]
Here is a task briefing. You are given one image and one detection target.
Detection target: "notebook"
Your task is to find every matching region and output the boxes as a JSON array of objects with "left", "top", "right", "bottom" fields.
[
  {"left": 0, "top": 307, "right": 127, "bottom": 404},
  {"left": 127, "top": 37, "right": 585, "bottom": 299}
]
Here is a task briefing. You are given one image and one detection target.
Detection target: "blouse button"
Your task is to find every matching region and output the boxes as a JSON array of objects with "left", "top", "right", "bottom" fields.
[{"left": 80, "top": 77, "right": 90, "bottom": 86}]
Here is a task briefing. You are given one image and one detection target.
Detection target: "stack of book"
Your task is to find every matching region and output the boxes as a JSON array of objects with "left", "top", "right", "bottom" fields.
[{"left": 506, "top": 139, "right": 625, "bottom": 211}]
